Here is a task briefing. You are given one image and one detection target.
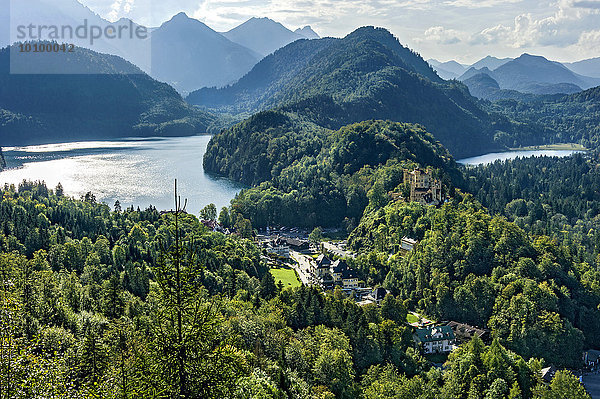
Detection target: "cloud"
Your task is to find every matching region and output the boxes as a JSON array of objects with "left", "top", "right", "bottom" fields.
[
  {"left": 107, "top": 0, "right": 134, "bottom": 20},
  {"left": 576, "top": 29, "right": 600, "bottom": 49},
  {"left": 573, "top": 0, "right": 600, "bottom": 9},
  {"left": 416, "top": 26, "right": 464, "bottom": 44},
  {"left": 470, "top": 0, "right": 600, "bottom": 48},
  {"left": 443, "top": 0, "right": 522, "bottom": 8}
]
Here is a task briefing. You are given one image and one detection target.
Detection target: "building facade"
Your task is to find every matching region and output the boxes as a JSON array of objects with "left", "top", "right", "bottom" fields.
[
  {"left": 403, "top": 168, "right": 443, "bottom": 205},
  {"left": 414, "top": 326, "right": 456, "bottom": 354}
]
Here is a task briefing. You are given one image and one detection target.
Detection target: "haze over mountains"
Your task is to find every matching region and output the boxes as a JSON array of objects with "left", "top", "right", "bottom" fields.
[
  {"left": 0, "top": 0, "right": 320, "bottom": 93},
  {"left": 149, "top": 13, "right": 261, "bottom": 93},
  {"left": 429, "top": 53, "right": 600, "bottom": 99},
  {"left": 223, "top": 17, "right": 319, "bottom": 57}
]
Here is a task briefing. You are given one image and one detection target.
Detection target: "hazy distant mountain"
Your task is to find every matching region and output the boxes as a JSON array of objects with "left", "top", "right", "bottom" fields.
[
  {"left": 150, "top": 13, "right": 261, "bottom": 93},
  {"left": 0, "top": 43, "right": 213, "bottom": 146},
  {"left": 469, "top": 56, "right": 512, "bottom": 71},
  {"left": 459, "top": 66, "right": 494, "bottom": 81},
  {"left": 459, "top": 54, "right": 600, "bottom": 96},
  {"left": 428, "top": 59, "right": 466, "bottom": 79},
  {"left": 564, "top": 57, "right": 600, "bottom": 79},
  {"left": 223, "top": 17, "right": 307, "bottom": 56},
  {"left": 463, "top": 73, "right": 541, "bottom": 101},
  {"left": 295, "top": 26, "right": 320, "bottom": 39},
  {"left": 2, "top": 0, "right": 143, "bottom": 64},
  {"left": 494, "top": 54, "right": 599, "bottom": 91}
]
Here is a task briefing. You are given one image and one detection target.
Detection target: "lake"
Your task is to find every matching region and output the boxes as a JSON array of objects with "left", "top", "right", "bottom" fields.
[
  {"left": 0, "top": 136, "right": 245, "bottom": 215},
  {"left": 458, "top": 149, "right": 585, "bottom": 166}
]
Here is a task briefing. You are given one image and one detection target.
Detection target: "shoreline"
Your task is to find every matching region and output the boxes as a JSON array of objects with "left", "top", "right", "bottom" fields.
[{"left": 507, "top": 143, "right": 587, "bottom": 151}]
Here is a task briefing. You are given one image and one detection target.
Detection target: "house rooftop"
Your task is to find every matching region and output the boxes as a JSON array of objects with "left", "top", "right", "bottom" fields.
[
  {"left": 446, "top": 321, "right": 489, "bottom": 340},
  {"left": 371, "top": 287, "right": 388, "bottom": 301},
  {"left": 316, "top": 254, "right": 332, "bottom": 268},
  {"left": 331, "top": 259, "right": 349, "bottom": 273},
  {"left": 401, "top": 237, "right": 417, "bottom": 245},
  {"left": 415, "top": 326, "right": 455, "bottom": 343}
]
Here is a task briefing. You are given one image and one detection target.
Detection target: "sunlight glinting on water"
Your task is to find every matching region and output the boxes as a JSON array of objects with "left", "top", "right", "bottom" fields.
[
  {"left": 0, "top": 136, "right": 244, "bottom": 215},
  {"left": 457, "top": 150, "right": 584, "bottom": 166}
]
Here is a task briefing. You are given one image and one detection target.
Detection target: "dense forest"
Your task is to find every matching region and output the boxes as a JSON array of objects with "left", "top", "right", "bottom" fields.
[
  {"left": 349, "top": 194, "right": 600, "bottom": 367},
  {"left": 488, "top": 87, "right": 600, "bottom": 149},
  {"left": 0, "top": 43, "right": 214, "bottom": 146},
  {"left": 0, "top": 181, "right": 593, "bottom": 398},
  {"left": 207, "top": 119, "right": 462, "bottom": 228},
  {"left": 465, "top": 153, "right": 600, "bottom": 261}
]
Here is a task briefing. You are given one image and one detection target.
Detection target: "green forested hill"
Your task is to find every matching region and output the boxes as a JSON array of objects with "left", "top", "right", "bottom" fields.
[
  {"left": 194, "top": 27, "right": 529, "bottom": 158},
  {"left": 216, "top": 120, "right": 462, "bottom": 227},
  {"left": 348, "top": 193, "right": 600, "bottom": 368},
  {"left": 0, "top": 43, "right": 214, "bottom": 145},
  {"left": 188, "top": 27, "right": 440, "bottom": 113}
]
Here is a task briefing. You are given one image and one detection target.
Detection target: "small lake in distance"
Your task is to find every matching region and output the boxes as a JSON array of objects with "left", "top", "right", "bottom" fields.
[
  {"left": 0, "top": 136, "right": 245, "bottom": 216},
  {"left": 457, "top": 149, "right": 585, "bottom": 166}
]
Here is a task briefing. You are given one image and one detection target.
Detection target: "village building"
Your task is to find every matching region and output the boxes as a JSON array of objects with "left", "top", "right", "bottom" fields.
[
  {"left": 265, "top": 236, "right": 290, "bottom": 258},
  {"left": 401, "top": 237, "right": 418, "bottom": 251},
  {"left": 403, "top": 168, "right": 443, "bottom": 205},
  {"left": 201, "top": 219, "right": 223, "bottom": 233},
  {"left": 315, "top": 256, "right": 362, "bottom": 290},
  {"left": 414, "top": 325, "right": 456, "bottom": 354},
  {"left": 446, "top": 321, "right": 490, "bottom": 343},
  {"left": 284, "top": 237, "right": 310, "bottom": 251},
  {"left": 341, "top": 268, "right": 360, "bottom": 289},
  {"left": 315, "top": 254, "right": 332, "bottom": 277},
  {"left": 369, "top": 287, "right": 388, "bottom": 304},
  {"left": 541, "top": 366, "right": 557, "bottom": 384}
]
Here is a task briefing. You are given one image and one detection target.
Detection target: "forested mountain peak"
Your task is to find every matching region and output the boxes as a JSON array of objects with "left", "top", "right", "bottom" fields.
[
  {"left": 342, "top": 26, "right": 441, "bottom": 82},
  {"left": 188, "top": 26, "right": 442, "bottom": 113}
]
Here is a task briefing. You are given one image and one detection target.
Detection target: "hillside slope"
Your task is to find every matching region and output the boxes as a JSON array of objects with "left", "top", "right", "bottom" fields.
[
  {"left": 215, "top": 119, "right": 462, "bottom": 227},
  {"left": 0, "top": 43, "right": 214, "bottom": 146}
]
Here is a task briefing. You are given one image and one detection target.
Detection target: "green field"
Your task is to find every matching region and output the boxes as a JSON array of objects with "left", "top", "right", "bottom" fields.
[
  {"left": 407, "top": 313, "right": 419, "bottom": 324},
  {"left": 270, "top": 267, "right": 302, "bottom": 288}
]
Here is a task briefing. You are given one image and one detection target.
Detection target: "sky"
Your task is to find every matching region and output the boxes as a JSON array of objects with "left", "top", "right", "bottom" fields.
[{"left": 76, "top": 0, "right": 600, "bottom": 63}]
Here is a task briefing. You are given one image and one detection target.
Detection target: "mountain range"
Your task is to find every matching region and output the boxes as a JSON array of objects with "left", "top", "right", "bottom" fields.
[
  {"left": 457, "top": 54, "right": 600, "bottom": 99},
  {"left": 196, "top": 26, "right": 537, "bottom": 167},
  {"left": 429, "top": 54, "right": 600, "bottom": 99},
  {"left": 0, "top": 0, "right": 320, "bottom": 93}
]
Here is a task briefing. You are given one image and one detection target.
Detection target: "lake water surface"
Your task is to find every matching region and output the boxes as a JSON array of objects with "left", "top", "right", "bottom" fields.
[
  {"left": 0, "top": 136, "right": 245, "bottom": 215},
  {"left": 458, "top": 149, "right": 584, "bottom": 166}
]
